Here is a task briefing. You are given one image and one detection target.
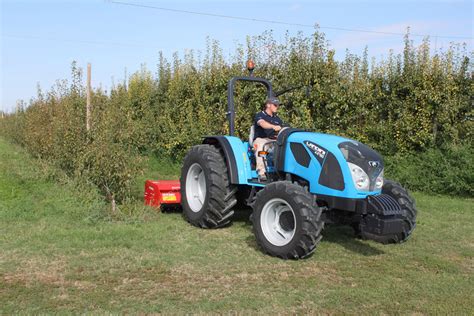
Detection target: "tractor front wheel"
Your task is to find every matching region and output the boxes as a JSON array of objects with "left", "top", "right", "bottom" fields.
[
  {"left": 252, "top": 182, "right": 324, "bottom": 259},
  {"left": 180, "top": 145, "right": 237, "bottom": 228}
]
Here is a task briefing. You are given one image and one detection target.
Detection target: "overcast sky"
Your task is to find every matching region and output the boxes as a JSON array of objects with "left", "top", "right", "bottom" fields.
[{"left": 1, "top": 0, "right": 472, "bottom": 113}]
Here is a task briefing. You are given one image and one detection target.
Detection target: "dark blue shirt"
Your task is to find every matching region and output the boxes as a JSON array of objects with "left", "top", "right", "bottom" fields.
[{"left": 254, "top": 111, "right": 283, "bottom": 139}]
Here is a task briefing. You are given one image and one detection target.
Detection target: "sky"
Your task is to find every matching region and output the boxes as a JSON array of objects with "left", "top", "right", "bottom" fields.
[{"left": 1, "top": 0, "right": 473, "bottom": 113}]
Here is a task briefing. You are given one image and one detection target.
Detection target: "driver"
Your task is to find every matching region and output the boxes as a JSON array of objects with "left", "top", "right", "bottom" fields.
[{"left": 253, "top": 96, "right": 284, "bottom": 181}]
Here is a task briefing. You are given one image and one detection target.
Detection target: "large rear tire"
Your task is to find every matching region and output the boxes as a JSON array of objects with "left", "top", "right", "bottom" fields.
[
  {"left": 360, "top": 180, "right": 417, "bottom": 244},
  {"left": 180, "top": 145, "right": 237, "bottom": 228},
  {"left": 252, "top": 182, "right": 324, "bottom": 259}
]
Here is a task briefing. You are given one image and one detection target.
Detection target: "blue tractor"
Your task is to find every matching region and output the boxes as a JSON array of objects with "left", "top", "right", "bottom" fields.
[{"left": 180, "top": 62, "right": 417, "bottom": 259}]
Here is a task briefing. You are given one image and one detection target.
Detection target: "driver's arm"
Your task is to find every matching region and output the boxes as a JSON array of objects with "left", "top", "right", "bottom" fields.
[{"left": 257, "top": 119, "right": 282, "bottom": 131}]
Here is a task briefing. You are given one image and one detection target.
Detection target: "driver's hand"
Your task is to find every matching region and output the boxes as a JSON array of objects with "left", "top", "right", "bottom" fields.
[{"left": 273, "top": 125, "right": 282, "bottom": 132}]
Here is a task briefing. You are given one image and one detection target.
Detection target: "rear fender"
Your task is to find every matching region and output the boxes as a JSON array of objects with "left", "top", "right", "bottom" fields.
[{"left": 202, "top": 136, "right": 252, "bottom": 184}]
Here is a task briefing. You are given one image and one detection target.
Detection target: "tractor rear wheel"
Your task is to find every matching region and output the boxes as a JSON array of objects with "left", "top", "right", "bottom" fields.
[
  {"left": 180, "top": 144, "right": 237, "bottom": 228},
  {"left": 252, "top": 182, "right": 324, "bottom": 259},
  {"left": 359, "top": 180, "right": 417, "bottom": 244}
]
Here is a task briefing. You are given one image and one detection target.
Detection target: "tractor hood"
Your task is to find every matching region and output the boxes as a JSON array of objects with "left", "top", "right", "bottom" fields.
[{"left": 281, "top": 131, "right": 384, "bottom": 198}]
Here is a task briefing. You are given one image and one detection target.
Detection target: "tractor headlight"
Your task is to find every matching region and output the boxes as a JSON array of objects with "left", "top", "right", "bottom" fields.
[
  {"left": 348, "top": 162, "right": 370, "bottom": 191},
  {"left": 375, "top": 170, "right": 384, "bottom": 190}
]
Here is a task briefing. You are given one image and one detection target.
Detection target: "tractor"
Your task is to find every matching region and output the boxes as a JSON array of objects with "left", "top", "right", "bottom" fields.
[{"left": 180, "top": 61, "right": 417, "bottom": 259}]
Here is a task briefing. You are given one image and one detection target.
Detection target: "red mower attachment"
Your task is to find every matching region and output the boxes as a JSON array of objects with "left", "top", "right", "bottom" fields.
[{"left": 144, "top": 180, "right": 181, "bottom": 209}]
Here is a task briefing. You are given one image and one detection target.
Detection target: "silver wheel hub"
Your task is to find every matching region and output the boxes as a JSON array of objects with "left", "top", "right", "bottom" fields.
[
  {"left": 186, "top": 163, "right": 206, "bottom": 212},
  {"left": 260, "top": 198, "right": 296, "bottom": 246}
]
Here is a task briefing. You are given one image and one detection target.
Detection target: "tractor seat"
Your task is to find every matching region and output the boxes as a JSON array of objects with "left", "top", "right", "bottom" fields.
[
  {"left": 249, "top": 124, "right": 278, "bottom": 148},
  {"left": 249, "top": 124, "right": 276, "bottom": 155},
  {"left": 249, "top": 124, "right": 255, "bottom": 147}
]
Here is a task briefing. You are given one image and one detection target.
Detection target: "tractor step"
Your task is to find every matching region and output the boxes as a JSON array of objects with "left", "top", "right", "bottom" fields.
[{"left": 248, "top": 178, "right": 268, "bottom": 186}]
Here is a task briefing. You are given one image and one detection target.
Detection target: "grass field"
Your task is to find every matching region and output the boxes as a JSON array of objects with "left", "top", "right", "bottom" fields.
[{"left": 1, "top": 137, "right": 473, "bottom": 314}]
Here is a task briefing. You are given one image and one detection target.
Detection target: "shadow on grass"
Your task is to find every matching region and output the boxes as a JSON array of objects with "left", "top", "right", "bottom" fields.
[
  {"left": 233, "top": 208, "right": 253, "bottom": 223},
  {"left": 233, "top": 209, "right": 384, "bottom": 257},
  {"left": 322, "top": 225, "right": 385, "bottom": 256}
]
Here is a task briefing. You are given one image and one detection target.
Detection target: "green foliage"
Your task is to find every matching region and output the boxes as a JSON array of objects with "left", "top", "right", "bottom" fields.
[
  {"left": 0, "top": 62, "right": 144, "bottom": 203},
  {"left": 385, "top": 145, "right": 474, "bottom": 197},
  {"left": 0, "top": 31, "right": 472, "bottom": 200},
  {"left": 0, "top": 137, "right": 106, "bottom": 222}
]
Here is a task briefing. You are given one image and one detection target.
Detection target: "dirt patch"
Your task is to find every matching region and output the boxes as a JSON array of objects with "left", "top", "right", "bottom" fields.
[
  {"left": 110, "top": 261, "right": 344, "bottom": 304},
  {"left": 2, "top": 255, "right": 95, "bottom": 290}
]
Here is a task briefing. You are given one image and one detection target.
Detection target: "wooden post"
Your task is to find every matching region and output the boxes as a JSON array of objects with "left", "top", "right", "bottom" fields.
[
  {"left": 86, "top": 63, "right": 91, "bottom": 132},
  {"left": 111, "top": 195, "right": 117, "bottom": 215}
]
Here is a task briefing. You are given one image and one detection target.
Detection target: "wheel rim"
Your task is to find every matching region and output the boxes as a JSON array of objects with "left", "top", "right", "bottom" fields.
[
  {"left": 260, "top": 198, "right": 296, "bottom": 246},
  {"left": 186, "top": 163, "right": 206, "bottom": 213}
]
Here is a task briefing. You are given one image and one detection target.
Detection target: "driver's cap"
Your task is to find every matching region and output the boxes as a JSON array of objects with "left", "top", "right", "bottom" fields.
[{"left": 266, "top": 96, "right": 280, "bottom": 106}]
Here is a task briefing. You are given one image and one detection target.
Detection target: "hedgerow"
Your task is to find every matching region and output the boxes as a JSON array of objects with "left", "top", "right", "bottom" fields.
[
  {"left": 0, "top": 30, "right": 472, "bottom": 201},
  {"left": 385, "top": 145, "right": 473, "bottom": 196}
]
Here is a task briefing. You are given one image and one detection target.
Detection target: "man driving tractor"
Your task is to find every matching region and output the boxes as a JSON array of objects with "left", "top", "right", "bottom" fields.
[{"left": 253, "top": 96, "right": 284, "bottom": 181}]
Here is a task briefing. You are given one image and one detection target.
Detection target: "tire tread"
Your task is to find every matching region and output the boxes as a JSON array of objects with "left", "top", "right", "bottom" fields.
[
  {"left": 181, "top": 144, "right": 237, "bottom": 228},
  {"left": 253, "top": 181, "right": 324, "bottom": 259}
]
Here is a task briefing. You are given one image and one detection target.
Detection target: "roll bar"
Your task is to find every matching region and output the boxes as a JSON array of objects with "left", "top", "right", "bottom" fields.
[{"left": 226, "top": 76, "right": 273, "bottom": 136}]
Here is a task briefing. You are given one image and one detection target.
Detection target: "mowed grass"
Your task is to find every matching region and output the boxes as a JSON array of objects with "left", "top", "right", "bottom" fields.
[{"left": 1, "top": 138, "right": 473, "bottom": 314}]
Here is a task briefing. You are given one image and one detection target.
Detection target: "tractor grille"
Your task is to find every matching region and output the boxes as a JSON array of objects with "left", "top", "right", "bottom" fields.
[{"left": 367, "top": 194, "right": 402, "bottom": 216}]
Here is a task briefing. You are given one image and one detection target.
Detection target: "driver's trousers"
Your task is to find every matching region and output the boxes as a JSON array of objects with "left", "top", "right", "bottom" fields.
[{"left": 253, "top": 137, "right": 272, "bottom": 177}]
